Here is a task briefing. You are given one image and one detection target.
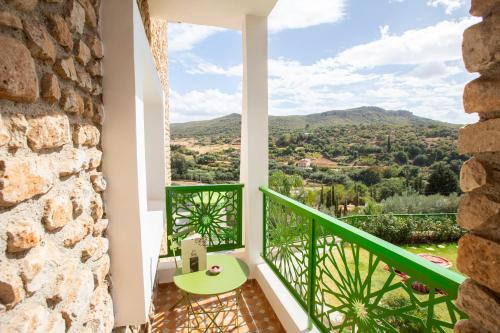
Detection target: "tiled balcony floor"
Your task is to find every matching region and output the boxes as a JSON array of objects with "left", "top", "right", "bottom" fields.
[{"left": 152, "top": 280, "right": 286, "bottom": 333}]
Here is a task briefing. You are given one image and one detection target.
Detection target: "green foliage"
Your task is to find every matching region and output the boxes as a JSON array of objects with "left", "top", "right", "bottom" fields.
[
  {"left": 382, "top": 192, "right": 459, "bottom": 214},
  {"left": 383, "top": 295, "right": 427, "bottom": 333},
  {"left": 425, "top": 162, "right": 459, "bottom": 195},
  {"left": 269, "top": 171, "right": 304, "bottom": 198}
]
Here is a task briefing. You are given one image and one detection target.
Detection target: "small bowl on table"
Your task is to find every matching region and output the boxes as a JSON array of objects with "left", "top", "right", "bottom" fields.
[{"left": 207, "top": 265, "right": 222, "bottom": 275}]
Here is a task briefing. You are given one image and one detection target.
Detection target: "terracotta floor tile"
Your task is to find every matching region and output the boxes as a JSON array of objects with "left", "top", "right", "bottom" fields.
[{"left": 152, "top": 280, "right": 285, "bottom": 333}]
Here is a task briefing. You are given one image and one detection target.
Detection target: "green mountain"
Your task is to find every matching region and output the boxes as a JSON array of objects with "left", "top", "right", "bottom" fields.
[{"left": 171, "top": 106, "right": 458, "bottom": 138}]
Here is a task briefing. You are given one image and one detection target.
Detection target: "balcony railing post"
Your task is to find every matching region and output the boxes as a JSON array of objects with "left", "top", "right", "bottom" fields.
[
  {"left": 307, "top": 218, "right": 317, "bottom": 331},
  {"left": 262, "top": 192, "right": 267, "bottom": 257}
]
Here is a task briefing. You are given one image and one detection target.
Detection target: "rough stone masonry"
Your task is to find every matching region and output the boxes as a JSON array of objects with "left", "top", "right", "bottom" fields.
[
  {"left": 0, "top": 0, "right": 113, "bottom": 332},
  {"left": 455, "top": 1, "right": 500, "bottom": 332}
]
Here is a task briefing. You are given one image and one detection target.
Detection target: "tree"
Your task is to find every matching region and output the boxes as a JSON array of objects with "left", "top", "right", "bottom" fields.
[
  {"left": 393, "top": 151, "right": 408, "bottom": 165},
  {"left": 425, "top": 162, "right": 459, "bottom": 195},
  {"left": 356, "top": 168, "right": 382, "bottom": 186},
  {"left": 171, "top": 153, "right": 190, "bottom": 176}
]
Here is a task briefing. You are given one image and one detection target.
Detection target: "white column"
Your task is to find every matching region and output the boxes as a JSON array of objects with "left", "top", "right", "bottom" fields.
[{"left": 241, "top": 15, "right": 269, "bottom": 272}]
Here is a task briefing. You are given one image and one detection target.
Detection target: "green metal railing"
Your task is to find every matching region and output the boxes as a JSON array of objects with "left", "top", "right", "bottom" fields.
[
  {"left": 163, "top": 184, "right": 244, "bottom": 257},
  {"left": 261, "top": 186, "right": 466, "bottom": 332}
]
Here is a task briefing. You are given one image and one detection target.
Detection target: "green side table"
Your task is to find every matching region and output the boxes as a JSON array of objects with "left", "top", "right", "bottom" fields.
[{"left": 173, "top": 254, "right": 250, "bottom": 332}]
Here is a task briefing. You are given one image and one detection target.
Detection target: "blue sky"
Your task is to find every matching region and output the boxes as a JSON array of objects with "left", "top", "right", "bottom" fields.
[{"left": 167, "top": 0, "right": 480, "bottom": 124}]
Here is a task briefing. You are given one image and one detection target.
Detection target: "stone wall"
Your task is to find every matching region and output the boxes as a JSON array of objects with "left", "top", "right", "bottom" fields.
[
  {"left": 455, "top": 1, "right": 500, "bottom": 332},
  {"left": 0, "top": 0, "right": 113, "bottom": 332}
]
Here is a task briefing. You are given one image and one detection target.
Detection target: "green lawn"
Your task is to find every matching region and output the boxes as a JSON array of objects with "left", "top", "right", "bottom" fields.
[{"left": 402, "top": 243, "right": 459, "bottom": 273}]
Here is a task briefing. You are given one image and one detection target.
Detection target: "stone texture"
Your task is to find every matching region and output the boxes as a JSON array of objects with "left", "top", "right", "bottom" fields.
[
  {"left": 69, "top": 0, "right": 85, "bottom": 34},
  {"left": 54, "top": 57, "right": 78, "bottom": 82},
  {"left": 89, "top": 36, "right": 103, "bottom": 59},
  {"left": 0, "top": 36, "right": 39, "bottom": 103},
  {"left": 73, "top": 124, "right": 100, "bottom": 147},
  {"left": 93, "top": 102, "right": 104, "bottom": 125},
  {"left": 0, "top": 267, "right": 23, "bottom": 308},
  {"left": 85, "top": 282, "right": 114, "bottom": 332},
  {"left": 27, "top": 113, "right": 71, "bottom": 151},
  {"left": 0, "top": 303, "right": 65, "bottom": 333},
  {"left": 63, "top": 214, "right": 93, "bottom": 247},
  {"left": 83, "top": 96, "right": 94, "bottom": 119},
  {"left": 20, "top": 241, "right": 61, "bottom": 294},
  {"left": 0, "top": 157, "right": 53, "bottom": 207},
  {"left": 0, "top": 11, "right": 22, "bottom": 29},
  {"left": 76, "top": 40, "right": 92, "bottom": 65},
  {"left": 458, "top": 193, "right": 500, "bottom": 237},
  {"left": 57, "top": 147, "right": 102, "bottom": 176},
  {"left": 23, "top": 20, "right": 56, "bottom": 63},
  {"left": 87, "top": 60, "right": 103, "bottom": 77},
  {"left": 61, "top": 89, "right": 84, "bottom": 114},
  {"left": 78, "top": 0, "right": 97, "bottom": 29},
  {"left": 464, "top": 77, "right": 500, "bottom": 114},
  {"left": 470, "top": 0, "right": 500, "bottom": 17},
  {"left": 454, "top": 319, "right": 490, "bottom": 333},
  {"left": 42, "top": 73, "right": 61, "bottom": 103},
  {"left": 90, "top": 173, "right": 106, "bottom": 192},
  {"left": 0, "top": 115, "right": 10, "bottom": 147},
  {"left": 8, "top": 114, "right": 28, "bottom": 149},
  {"left": 70, "top": 178, "right": 88, "bottom": 216},
  {"left": 458, "top": 118, "right": 500, "bottom": 154},
  {"left": 82, "top": 237, "right": 108, "bottom": 262},
  {"left": 90, "top": 193, "right": 103, "bottom": 221},
  {"left": 457, "top": 233, "right": 500, "bottom": 293},
  {"left": 92, "top": 254, "right": 110, "bottom": 286},
  {"left": 456, "top": 279, "right": 500, "bottom": 332},
  {"left": 77, "top": 67, "right": 93, "bottom": 93},
  {"left": 6, "top": 219, "right": 41, "bottom": 253},
  {"left": 92, "top": 219, "right": 108, "bottom": 236},
  {"left": 7, "top": 0, "right": 38, "bottom": 12},
  {"left": 462, "top": 11, "right": 500, "bottom": 73},
  {"left": 44, "top": 197, "right": 73, "bottom": 231},
  {"left": 48, "top": 14, "right": 73, "bottom": 51}
]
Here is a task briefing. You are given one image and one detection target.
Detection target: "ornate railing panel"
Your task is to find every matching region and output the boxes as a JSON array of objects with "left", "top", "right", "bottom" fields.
[
  {"left": 261, "top": 187, "right": 466, "bottom": 332},
  {"left": 164, "top": 184, "right": 243, "bottom": 257}
]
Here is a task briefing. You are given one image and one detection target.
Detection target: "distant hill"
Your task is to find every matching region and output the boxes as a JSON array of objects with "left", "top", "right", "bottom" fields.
[{"left": 171, "top": 106, "right": 458, "bottom": 138}]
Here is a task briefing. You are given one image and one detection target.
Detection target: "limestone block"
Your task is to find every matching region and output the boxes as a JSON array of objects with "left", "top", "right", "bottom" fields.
[
  {"left": 458, "top": 118, "right": 500, "bottom": 154},
  {"left": 0, "top": 157, "right": 54, "bottom": 207},
  {"left": 0, "top": 36, "right": 39, "bottom": 102},
  {"left": 0, "top": 115, "right": 10, "bottom": 146},
  {"left": 42, "top": 73, "right": 61, "bottom": 103},
  {"left": 470, "top": 0, "right": 500, "bottom": 17},
  {"left": 70, "top": 0, "right": 85, "bottom": 34},
  {"left": 456, "top": 279, "right": 500, "bottom": 332},
  {"left": 27, "top": 113, "right": 71, "bottom": 151},
  {"left": 83, "top": 96, "right": 94, "bottom": 119},
  {"left": 44, "top": 196, "right": 73, "bottom": 231},
  {"left": 77, "top": 67, "right": 93, "bottom": 93},
  {"left": 48, "top": 14, "right": 73, "bottom": 51},
  {"left": 61, "top": 89, "right": 84, "bottom": 114},
  {"left": 86, "top": 147, "right": 102, "bottom": 169},
  {"left": 85, "top": 283, "right": 114, "bottom": 332},
  {"left": 90, "top": 193, "right": 103, "bottom": 221},
  {"left": 78, "top": 0, "right": 97, "bottom": 29},
  {"left": 92, "top": 219, "right": 108, "bottom": 236},
  {"left": 7, "top": 0, "right": 38, "bottom": 11},
  {"left": 76, "top": 40, "right": 91, "bottom": 65},
  {"left": 93, "top": 102, "right": 104, "bottom": 125},
  {"left": 81, "top": 237, "right": 108, "bottom": 262},
  {"left": 462, "top": 12, "right": 500, "bottom": 73},
  {"left": 0, "top": 11, "right": 22, "bottom": 29},
  {"left": 89, "top": 36, "right": 103, "bottom": 59},
  {"left": 0, "top": 266, "right": 23, "bottom": 308},
  {"left": 63, "top": 213, "right": 93, "bottom": 247},
  {"left": 87, "top": 60, "right": 103, "bottom": 77},
  {"left": 48, "top": 263, "right": 93, "bottom": 328},
  {"left": 54, "top": 57, "right": 78, "bottom": 82},
  {"left": 92, "top": 82, "right": 102, "bottom": 97},
  {"left": 20, "top": 241, "right": 61, "bottom": 294},
  {"left": 90, "top": 173, "right": 106, "bottom": 192},
  {"left": 458, "top": 193, "right": 500, "bottom": 237},
  {"left": 23, "top": 20, "right": 56, "bottom": 63},
  {"left": 91, "top": 254, "right": 110, "bottom": 286},
  {"left": 73, "top": 124, "right": 100, "bottom": 147},
  {"left": 464, "top": 77, "right": 500, "bottom": 114},
  {"left": 457, "top": 234, "right": 500, "bottom": 292},
  {"left": 8, "top": 114, "right": 28, "bottom": 149},
  {"left": 6, "top": 219, "right": 41, "bottom": 253},
  {"left": 58, "top": 147, "right": 101, "bottom": 176},
  {"left": 0, "top": 303, "right": 65, "bottom": 333}
]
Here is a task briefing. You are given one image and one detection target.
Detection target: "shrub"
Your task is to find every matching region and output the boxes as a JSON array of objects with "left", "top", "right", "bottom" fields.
[
  {"left": 382, "top": 193, "right": 459, "bottom": 214},
  {"left": 383, "top": 295, "right": 426, "bottom": 333}
]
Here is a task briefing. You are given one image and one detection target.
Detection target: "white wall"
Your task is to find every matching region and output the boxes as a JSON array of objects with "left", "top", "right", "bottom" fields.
[{"left": 102, "top": 0, "right": 165, "bottom": 327}]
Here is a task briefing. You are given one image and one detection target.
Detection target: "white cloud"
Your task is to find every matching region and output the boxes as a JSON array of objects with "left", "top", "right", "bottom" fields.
[
  {"left": 168, "top": 24, "right": 225, "bottom": 52},
  {"left": 333, "top": 17, "right": 479, "bottom": 69},
  {"left": 269, "top": 0, "right": 345, "bottom": 32},
  {"left": 170, "top": 89, "right": 242, "bottom": 122},
  {"left": 427, "top": 0, "right": 465, "bottom": 14}
]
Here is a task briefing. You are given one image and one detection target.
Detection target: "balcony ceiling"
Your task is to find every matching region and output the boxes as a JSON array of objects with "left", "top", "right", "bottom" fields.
[{"left": 149, "top": 0, "right": 278, "bottom": 30}]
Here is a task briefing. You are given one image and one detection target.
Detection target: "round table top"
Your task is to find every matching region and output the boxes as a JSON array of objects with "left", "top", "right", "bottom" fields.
[{"left": 174, "top": 254, "right": 249, "bottom": 296}]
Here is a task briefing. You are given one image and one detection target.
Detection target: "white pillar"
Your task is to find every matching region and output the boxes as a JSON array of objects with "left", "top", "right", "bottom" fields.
[{"left": 241, "top": 15, "right": 269, "bottom": 272}]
